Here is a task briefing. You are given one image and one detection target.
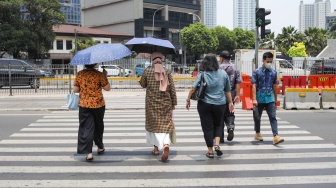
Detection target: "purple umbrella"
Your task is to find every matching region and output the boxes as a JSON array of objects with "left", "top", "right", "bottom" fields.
[
  {"left": 70, "top": 43, "right": 132, "bottom": 65},
  {"left": 125, "top": 37, "right": 176, "bottom": 54}
]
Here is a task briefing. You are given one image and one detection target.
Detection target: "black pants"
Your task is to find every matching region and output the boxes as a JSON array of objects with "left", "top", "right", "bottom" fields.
[
  {"left": 221, "top": 92, "right": 236, "bottom": 140},
  {"left": 77, "top": 106, "right": 105, "bottom": 154},
  {"left": 197, "top": 101, "right": 226, "bottom": 147}
]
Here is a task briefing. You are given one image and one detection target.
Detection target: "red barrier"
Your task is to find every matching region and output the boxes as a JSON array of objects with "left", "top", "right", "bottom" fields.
[
  {"left": 240, "top": 81, "right": 281, "bottom": 110},
  {"left": 192, "top": 71, "right": 199, "bottom": 77},
  {"left": 308, "top": 74, "right": 336, "bottom": 93},
  {"left": 241, "top": 74, "right": 251, "bottom": 82},
  {"left": 281, "top": 76, "right": 307, "bottom": 95}
]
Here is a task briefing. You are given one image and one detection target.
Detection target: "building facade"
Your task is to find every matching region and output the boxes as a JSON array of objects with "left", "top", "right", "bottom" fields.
[
  {"left": 233, "top": 0, "right": 256, "bottom": 31},
  {"left": 299, "top": 0, "right": 331, "bottom": 32},
  {"left": 21, "top": 0, "right": 81, "bottom": 25},
  {"left": 203, "top": 0, "right": 216, "bottom": 28},
  {"left": 80, "top": 0, "right": 203, "bottom": 64},
  {"left": 326, "top": 9, "right": 336, "bottom": 31}
]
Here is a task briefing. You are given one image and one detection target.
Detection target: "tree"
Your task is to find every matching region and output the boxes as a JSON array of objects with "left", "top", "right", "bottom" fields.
[
  {"left": 232, "top": 28, "right": 255, "bottom": 49},
  {"left": 0, "top": 0, "right": 31, "bottom": 58},
  {"left": 71, "top": 38, "right": 99, "bottom": 53},
  {"left": 180, "top": 22, "right": 218, "bottom": 56},
  {"left": 303, "top": 27, "right": 329, "bottom": 56},
  {"left": 287, "top": 42, "right": 307, "bottom": 57},
  {"left": 212, "top": 26, "right": 237, "bottom": 54},
  {"left": 275, "top": 26, "right": 303, "bottom": 56},
  {"left": 23, "top": 0, "right": 65, "bottom": 59},
  {"left": 259, "top": 32, "right": 275, "bottom": 49}
]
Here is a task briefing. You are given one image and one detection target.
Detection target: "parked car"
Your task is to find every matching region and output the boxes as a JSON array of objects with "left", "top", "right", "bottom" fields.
[
  {"left": 171, "top": 64, "right": 189, "bottom": 73},
  {"left": 310, "top": 59, "right": 336, "bottom": 75},
  {"left": 0, "top": 58, "right": 43, "bottom": 88},
  {"left": 98, "top": 65, "right": 132, "bottom": 77},
  {"left": 134, "top": 61, "right": 151, "bottom": 77}
]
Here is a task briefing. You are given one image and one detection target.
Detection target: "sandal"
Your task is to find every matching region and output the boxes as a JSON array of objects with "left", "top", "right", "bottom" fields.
[
  {"left": 214, "top": 145, "right": 223, "bottom": 156},
  {"left": 86, "top": 153, "right": 93, "bottom": 161},
  {"left": 97, "top": 148, "right": 105, "bottom": 155},
  {"left": 161, "top": 145, "right": 169, "bottom": 162},
  {"left": 151, "top": 149, "right": 159, "bottom": 155},
  {"left": 206, "top": 152, "right": 214, "bottom": 158}
]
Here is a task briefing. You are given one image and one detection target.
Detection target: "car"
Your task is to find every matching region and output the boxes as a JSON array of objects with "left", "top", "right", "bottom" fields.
[
  {"left": 171, "top": 64, "right": 189, "bottom": 73},
  {"left": 39, "top": 69, "right": 55, "bottom": 78},
  {"left": 98, "top": 65, "right": 132, "bottom": 77},
  {"left": 0, "top": 58, "right": 43, "bottom": 88},
  {"left": 310, "top": 59, "right": 336, "bottom": 75},
  {"left": 134, "top": 61, "right": 151, "bottom": 77},
  {"left": 274, "top": 58, "right": 310, "bottom": 77}
]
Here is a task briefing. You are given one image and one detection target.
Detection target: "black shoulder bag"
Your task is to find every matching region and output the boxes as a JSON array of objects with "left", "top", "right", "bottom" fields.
[{"left": 191, "top": 71, "right": 207, "bottom": 100}]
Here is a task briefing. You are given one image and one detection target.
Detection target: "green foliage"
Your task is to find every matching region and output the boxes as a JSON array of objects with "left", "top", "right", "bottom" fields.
[
  {"left": 303, "top": 27, "right": 329, "bottom": 56},
  {"left": 259, "top": 32, "right": 275, "bottom": 49},
  {"left": 287, "top": 42, "right": 307, "bottom": 57},
  {"left": 0, "top": 0, "right": 65, "bottom": 58},
  {"left": 232, "top": 28, "right": 255, "bottom": 49},
  {"left": 71, "top": 38, "right": 99, "bottom": 53},
  {"left": 275, "top": 26, "right": 303, "bottom": 56},
  {"left": 212, "top": 26, "right": 237, "bottom": 54},
  {"left": 180, "top": 22, "right": 218, "bottom": 56}
]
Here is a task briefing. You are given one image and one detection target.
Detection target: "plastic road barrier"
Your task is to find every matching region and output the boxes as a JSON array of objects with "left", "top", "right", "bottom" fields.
[
  {"left": 284, "top": 88, "right": 320, "bottom": 110},
  {"left": 281, "top": 75, "right": 307, "bottom": 95},
  {"left": 321, "top": 88, "right": 336, "bottom": 109}
]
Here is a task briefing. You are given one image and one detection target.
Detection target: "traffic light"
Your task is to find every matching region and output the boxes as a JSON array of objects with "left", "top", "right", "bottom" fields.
[{"left": 255, "top": 8, "right": 271, "bottom": 39}]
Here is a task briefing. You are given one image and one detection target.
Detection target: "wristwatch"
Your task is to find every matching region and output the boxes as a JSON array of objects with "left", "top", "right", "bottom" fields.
[{"left": 186, "top": 99, "right": 190, "bottom": 102}]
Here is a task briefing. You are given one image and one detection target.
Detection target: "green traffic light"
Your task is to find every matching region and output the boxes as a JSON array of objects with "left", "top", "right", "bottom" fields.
[{"left": 257, "top": 18, "right": 263, "bottom": 26}]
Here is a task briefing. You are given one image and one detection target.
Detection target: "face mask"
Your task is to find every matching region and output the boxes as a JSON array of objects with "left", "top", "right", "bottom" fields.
[{"left": 264, "top": 63, "right": 272, "bottom": 69}]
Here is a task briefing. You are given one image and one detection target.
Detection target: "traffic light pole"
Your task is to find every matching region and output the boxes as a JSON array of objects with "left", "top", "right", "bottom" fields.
[{"left": 254, "top": 0, "right": 259, "bottom": 71}]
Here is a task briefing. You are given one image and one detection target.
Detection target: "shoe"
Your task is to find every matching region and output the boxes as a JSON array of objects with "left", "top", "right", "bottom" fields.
[
  {"left": 214, "top": 145, "right": 223, "bottom": 156},
  {"left": 255, "top": 133, "right": 263, "bottom": 141},
  {"left": 161, "top": 145, "right": 169, "bottom": 162},
  {"left": 227, "top": 129, "right": 234, "bottom": 141},
  {"left": 273, "top": 135, "right": 284, "bottom": 145},
  {"left": 220, "top": 138, "right": 225, "bottom": 143},
  {"left": 206, "top": 152, "right": 214, "bottom": 158},
  {"left": 97, "top": 148, "right": 105, "bottom": 155}
]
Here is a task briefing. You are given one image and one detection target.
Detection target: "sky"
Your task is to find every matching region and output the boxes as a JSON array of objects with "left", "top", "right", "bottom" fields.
[{"left": 216, "top": 0, "right": 336, "bottom": 35}]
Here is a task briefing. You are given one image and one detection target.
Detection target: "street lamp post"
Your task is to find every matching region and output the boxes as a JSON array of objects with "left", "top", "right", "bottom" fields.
[
  {"left": 188, "top": 13, "right": 201, "bottom": 23},
  {"left": 152, "top": 6, "right": 165, "bottom": 37}
]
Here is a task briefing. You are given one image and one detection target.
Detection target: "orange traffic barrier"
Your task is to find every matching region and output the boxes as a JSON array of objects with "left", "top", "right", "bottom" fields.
[
  {"left": 241, "top": 74, "right": 251, "bottom": 82},
  {"left": 240, "top": 81, "right": 281, "bottom": 110},
  {"left": 308, "top": 74, "right": 336, "bottom": 93},
  {"left": 281, "top": 76, "right": 307, "bottom": 95},
  {"left": 240, "top": 81, "right": 253, "bottom": 110}
]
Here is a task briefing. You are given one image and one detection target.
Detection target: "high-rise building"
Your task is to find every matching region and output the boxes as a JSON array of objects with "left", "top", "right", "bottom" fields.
[
  {"left": 21, "top": 0, "right": 81, "bottom": 25},
  {"left": 299, "top": 0, "right": 331, "bottom": 32},
  {"left": 326, "top": 9, "right": 336, "bottom": 31},
  {"left": 203, "top": 0, "right": 216, "bottom": 28},
  {"left": 233, "top": 0, "right": 256, "bottom": 31},
  {"left": 59, "top": 0, "right": 81, "bottom": 25}
]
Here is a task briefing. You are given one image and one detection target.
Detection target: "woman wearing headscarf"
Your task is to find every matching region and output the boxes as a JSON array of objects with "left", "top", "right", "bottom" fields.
[
  {"left": 73, "top": 63, "right": 110, "bottom": 161},
  {"left": 186, "top": 54, "right": 234, "bottom": 158},
  {"left": 139, "top": 52, "right": 177, "bottom": 162}
]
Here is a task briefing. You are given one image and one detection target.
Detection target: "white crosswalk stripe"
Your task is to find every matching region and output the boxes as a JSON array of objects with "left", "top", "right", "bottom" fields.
[{"left": 0, "top": 103, "right": 336, "bottom": 187}]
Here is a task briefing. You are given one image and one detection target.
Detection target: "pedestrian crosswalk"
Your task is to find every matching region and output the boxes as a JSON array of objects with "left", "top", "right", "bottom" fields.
[{"left": 0, "top": 104, "right": 336, "bottom": 187}]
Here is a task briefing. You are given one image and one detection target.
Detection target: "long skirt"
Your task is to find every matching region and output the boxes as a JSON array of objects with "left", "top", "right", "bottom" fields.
[
  {"left": 146, "top": 131, "right": 171, "bottom": 150},
  {"left": 77, "top": 106, "right": 105, "bottom": 154}
]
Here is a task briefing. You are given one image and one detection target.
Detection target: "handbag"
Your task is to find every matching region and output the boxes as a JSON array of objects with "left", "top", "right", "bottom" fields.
[
  {"left": 190, "top": 71, "right": 207, "bottom": 100},
  {"left": 67, "top": 92, "right": 79, "bottom": 110}
]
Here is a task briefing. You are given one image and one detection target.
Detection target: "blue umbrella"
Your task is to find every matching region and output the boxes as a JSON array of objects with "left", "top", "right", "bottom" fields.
[
  {"left": 125, "top": 37, "right": 176, "bottom": 54},
  {"left": 70, "top": 43, "right": 132, "bottom": 65}
]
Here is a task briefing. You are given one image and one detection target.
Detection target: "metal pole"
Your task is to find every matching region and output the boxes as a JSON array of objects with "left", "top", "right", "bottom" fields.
[
  {"left": 254, "top": 0, "right": 259, "bottom": 70},
  {"left": 188, "top": 13, "right": 202, "bottom": 23},
  {"left": 152, "top": 6, "right": 165, "bottom": 37}
]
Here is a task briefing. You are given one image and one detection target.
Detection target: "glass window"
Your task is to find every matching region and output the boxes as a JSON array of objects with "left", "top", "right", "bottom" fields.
[
  {"left": 66, "top": 40, "right": 72, "bottom": 50},
  {"left": 57, "top": 40, "right": 63, "bottom": 50}
]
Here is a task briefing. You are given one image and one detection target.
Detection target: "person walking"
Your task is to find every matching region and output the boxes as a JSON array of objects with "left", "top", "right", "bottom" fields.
[
  {"left": 186, "top": 54, "right": 234, "bottom": 158},
  {"left": 219, "top": 51, "right": 242, "bottom": 143},
  {"left": 252, "top": 52, "right": 284, "bottom": 145},
  {"left": 139, "top": 51, "right": 177, "bottom": 162},
  {"left": 73, "top": 63, "right": 111, "bottom": 161}
]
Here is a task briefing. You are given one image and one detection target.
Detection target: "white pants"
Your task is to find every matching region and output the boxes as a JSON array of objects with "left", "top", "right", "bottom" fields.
[{"left": 146, "top": 131, "right": 171, "bottom": 150}]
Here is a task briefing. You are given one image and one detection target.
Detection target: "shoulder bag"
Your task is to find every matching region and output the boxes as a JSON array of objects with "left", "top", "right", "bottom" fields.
[{"left": 190, "top": 71, "right": 207, "bottom": 100}]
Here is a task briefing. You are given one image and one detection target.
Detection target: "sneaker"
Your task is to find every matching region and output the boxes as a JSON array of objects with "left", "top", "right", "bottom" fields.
[
  {"left": 227, "top": 129, "right": 234, "bottom": 141},
  {"left": 255, "top": 133, "right": 263, "bottom": 141},
  {"left": 273, "top": 135, "right": 284, "bottom": 145}
]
